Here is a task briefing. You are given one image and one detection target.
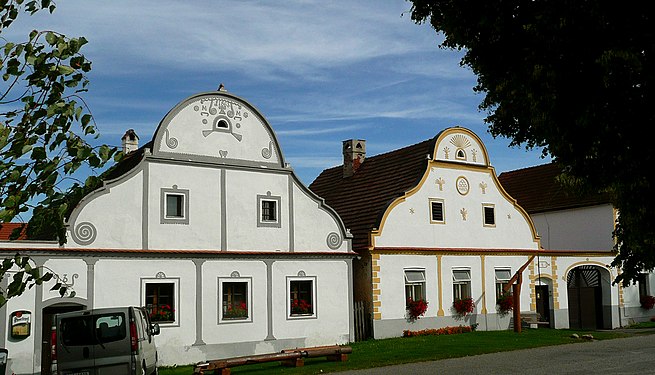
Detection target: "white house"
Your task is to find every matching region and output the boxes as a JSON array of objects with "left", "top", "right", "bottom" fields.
[
  {"left": 498, "top": 163, "right": 654, "bottom": 328},
  {"left": 0, "top": 89, "right": 355, "bottom": 374},
  {"left": 310, "top": 126, "right": 644, "bottom": 339}
]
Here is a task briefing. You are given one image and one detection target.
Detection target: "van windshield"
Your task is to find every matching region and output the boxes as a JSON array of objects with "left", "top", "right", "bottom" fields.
[{"left": 61, "top": 313, "right": 126, "bottom": 346}]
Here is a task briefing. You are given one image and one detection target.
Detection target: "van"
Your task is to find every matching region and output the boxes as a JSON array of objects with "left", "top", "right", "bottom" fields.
[{"left": 51, "top": 306, "right": 160, "bottom": 375}]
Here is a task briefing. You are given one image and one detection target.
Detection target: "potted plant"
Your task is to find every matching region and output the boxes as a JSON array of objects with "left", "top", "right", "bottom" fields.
[
  {"left": 496, "top": 293, "right": 513, "bottom": 317},
  {"left": 406, "top": 298, "right": 429, "bottom": 322},
  {"left": 453, "top": 297, "right": 474, "bottom": 318},
  {"left": 640, "top": 295, "right": 655, "bottom": 310}
]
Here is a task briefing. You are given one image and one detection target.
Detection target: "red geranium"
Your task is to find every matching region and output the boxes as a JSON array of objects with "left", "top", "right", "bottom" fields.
[
  {"left": 406, "top": 298, "right": 429, "bottom": 322},
  {"left": 453, "top": 298, "right": 474, "bottom": 317},
  {"left": 640, "top": 295, "right": 655, "bottom": 310},
  {"left": 496, "top": 293, "right": 513, "bottom": 317}
]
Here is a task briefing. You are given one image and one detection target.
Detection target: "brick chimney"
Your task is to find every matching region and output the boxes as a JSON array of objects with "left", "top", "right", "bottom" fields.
[
  {"left": 342, "top": 139, "right": 366, "bottom": 178},
  {"left": 121, "top": 129, "right": 139, "bottom": 154}
]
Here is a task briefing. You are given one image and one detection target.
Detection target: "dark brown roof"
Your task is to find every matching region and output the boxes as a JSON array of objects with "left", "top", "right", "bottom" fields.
[
  {"left": 498, "top": 162, "right": 611, "bottom": 213},
  {"left": 309, "top": 137, "right": 436, "bottom": 251}
]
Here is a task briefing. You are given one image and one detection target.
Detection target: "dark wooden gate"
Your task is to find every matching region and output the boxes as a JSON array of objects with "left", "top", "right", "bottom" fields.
[{"left": 567, "top": 266, "right": 603, "bottom": 330}]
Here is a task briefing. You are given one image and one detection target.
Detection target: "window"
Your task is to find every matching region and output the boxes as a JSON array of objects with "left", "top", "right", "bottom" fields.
[
  {"left": 288, "top": 277, "right": 316, "bottom": 318},
  {"left": 261, "top": 200, "right": 277, "bottom": 222},
  {"left": 219, "top": 278, "right": 251, "bottom": 322},
  {"left": 483, "top": 204, "right": 495, "bottom": 227},
  {"left": 429, "top": 199, "right": 445, "bottom": 223},
  {"left": 638, "top": 273, "right": 650, "bottom": 300},
  {"left": 61, "top": 313, "right": 126, "bottom": 346},
  {"left": 404, "top": 269, "right": 426, "bottom": 301},
  {"left": 142, "top": 279, "right": 178, "bottom": 324},
  {"left": 166, "top": 194, "right": 184, "bottom": 218},
  {"left": 495, "top": 269, "right": 512, "bottom": 301},
  {"left": 452, "top": 269, "right": 471, "bottom": 300},
  {"left": 257, "top": 192, "right": 281, "bottom": 228},
  {"left": 160, "top": 186, "right": 189, "bottom": 224}
]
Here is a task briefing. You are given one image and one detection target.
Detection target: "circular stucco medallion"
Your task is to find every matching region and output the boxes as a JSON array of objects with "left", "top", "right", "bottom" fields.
[{"left": 456, "top": 176, "right": 470, "bottom": 195}]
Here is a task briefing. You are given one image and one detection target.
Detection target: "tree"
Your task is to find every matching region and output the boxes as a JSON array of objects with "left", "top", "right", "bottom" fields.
[
  {"left": 408, "top": 0, "right": 654, "bottom": 285},
  {"left": 1, "top": 0, "right": 119, "bottom": 305}
]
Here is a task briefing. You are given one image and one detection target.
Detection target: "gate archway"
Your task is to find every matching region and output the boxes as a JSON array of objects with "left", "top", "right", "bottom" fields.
[{"left": 566, "top": 265, "right": 611, "bottom": 329}]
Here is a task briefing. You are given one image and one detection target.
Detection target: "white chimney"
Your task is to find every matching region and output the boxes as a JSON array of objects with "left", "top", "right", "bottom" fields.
[
  {"left": 342, "top": 139, "right": 366, "bottom": 178},
  {"left": 121, "top": 129, "right": 139, "bottom": 154}
]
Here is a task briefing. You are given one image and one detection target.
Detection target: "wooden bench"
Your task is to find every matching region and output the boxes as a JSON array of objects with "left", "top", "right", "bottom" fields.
[
  {"left": 521, "top": 313, "right": 550, "bottom": 328},
  {"left": 194, "top": 345, "right": 352, "bottom": 375}
]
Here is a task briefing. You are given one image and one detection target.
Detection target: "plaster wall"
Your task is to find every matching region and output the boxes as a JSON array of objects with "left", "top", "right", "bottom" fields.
[
  {"left": 531, "top": 204, "right": 614, "bottom": 251},
  {"left": 376, "top": 165, "right": 538, "bottom": 250}
]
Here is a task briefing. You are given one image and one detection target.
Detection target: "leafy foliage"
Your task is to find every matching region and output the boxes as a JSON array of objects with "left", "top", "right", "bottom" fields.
[
  {"left": 0, "top": 253, "right": 75, "bottom": 306},
  {"left": 0, "top": 1, "right": 119, "bottom": 305},
  {"left": 408, "top": 0, "right": 655, "bottom": 285}
]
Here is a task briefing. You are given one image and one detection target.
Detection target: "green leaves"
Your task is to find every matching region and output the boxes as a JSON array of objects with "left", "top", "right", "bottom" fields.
[
  {"left": 0, "top": 253, "right": 76, "bottom": 307},
  {"left": 1, "top": 0, "right": 115, "bottom": 305}
]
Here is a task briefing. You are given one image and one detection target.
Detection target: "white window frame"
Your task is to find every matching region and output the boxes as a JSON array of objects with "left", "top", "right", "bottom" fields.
[
  {"left": 404, "top": 269, "right": 426, "bottom": 301},
  {"left": 429, "top": 199, "right": 445, "bottom": 224},
  {"left": 482, "top": 203, "right": 496, "bottom": 227},
  {"left": 257, "top": 192, "right": 281, "bottom": 228},
  {"left": 218, "top": 277, "right": 253, "bottom": 324},
  {"left": 141, "top": 277, "right": 180, "bottom": 327},
  {"left": 452, "top": 268, "right": 472, "bottom": 301},
  {"left": 287, "top": 276, "right": 317, "bottom": 319},
  {"left": 161, "top": 186, "right": 189, "bottom": 225},
  {"left": 495, "top": 268, "right": 512, "bottom": 301}
]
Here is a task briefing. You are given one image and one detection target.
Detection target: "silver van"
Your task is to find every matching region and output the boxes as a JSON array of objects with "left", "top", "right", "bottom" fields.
[{"left": 51, "top": 306, "right": 160, "bottom": 375}]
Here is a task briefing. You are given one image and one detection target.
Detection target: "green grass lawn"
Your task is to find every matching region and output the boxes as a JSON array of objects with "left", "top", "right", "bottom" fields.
[{"left": 159, "top": 328, "right": 637, "bottom": 375}]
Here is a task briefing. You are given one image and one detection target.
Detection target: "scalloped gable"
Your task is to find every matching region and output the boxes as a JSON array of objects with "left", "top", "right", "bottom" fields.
[{"left": 151, "top": 91, "right": 285, "bottom": 167}]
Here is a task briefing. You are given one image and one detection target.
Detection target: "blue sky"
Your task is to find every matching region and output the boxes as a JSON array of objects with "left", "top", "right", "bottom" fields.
[{"left": 8, "top": 0, "right": 548, "bottom": 187}]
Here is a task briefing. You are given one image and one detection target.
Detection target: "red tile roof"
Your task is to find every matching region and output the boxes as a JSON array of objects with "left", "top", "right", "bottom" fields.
[
  {"left": 497, "top": 163, "right": 611, "bottom": 213},
  {"left": 0, "top": 223, "right": 27, "bottom": 241},
  {"left": 309, "top": 137, "right": 437, "bottom": 251}
]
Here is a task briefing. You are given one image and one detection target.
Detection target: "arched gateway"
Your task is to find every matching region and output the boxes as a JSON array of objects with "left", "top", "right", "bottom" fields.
[{"left": 567, "top": 265, "right": 612, "bottom": 329}]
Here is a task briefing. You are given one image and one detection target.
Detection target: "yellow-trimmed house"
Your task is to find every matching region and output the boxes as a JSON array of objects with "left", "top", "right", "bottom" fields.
[{"left": 310, "top": 126, "right": 637, "bottom": 339}]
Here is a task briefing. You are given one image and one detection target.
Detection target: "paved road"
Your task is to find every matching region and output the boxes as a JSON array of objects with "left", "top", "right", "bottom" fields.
[{"left": 339, "top": 333, "right": 655, "bottom": 375}]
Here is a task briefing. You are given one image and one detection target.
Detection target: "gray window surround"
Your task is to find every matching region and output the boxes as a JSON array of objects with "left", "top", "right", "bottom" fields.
[
  {"left": 218, "top": 276, "right": 253, "bottom": 324},
  {"left": 257, "top": 192, "right": 281, "bottom": 228},
  {"left": 161, "top": 186, "right": 189, "bottom": 225},
  {"left": 287, "top": 276, "right": 317, "bottom": 320},
  {"left": 140, "top": 277, "right": 180, "bottom": 327}
]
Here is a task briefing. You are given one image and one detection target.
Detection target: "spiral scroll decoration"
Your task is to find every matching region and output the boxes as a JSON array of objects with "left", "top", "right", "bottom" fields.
[
  {"left": 326, "top": 232, "right": 341, "bottom": 250},
  {"left": 165, "top": 129, "right": 178, "bottom": 149},
  {"left": 72, "top": 222, "right": 97, "bottom": 246}
]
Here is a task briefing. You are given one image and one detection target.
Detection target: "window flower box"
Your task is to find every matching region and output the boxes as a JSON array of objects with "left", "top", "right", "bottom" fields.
[
  {"left": 406, "top": 298, "right": 428, "bottom": 322},
  {"left": 453, "top": 297, "right": 474, "bottom": 318}
]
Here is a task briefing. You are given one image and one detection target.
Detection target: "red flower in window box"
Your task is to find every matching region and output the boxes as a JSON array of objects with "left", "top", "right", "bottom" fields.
[
  {"left": 640, "top": 295, "right": 655, "bottom": 310},
  {"left": 149, "top": 304, "right": 175, "bottom": 322},
  {"left": 224, "top": 301, "right": 248, "bottom": 319},
  {"left": 291, "top": 299, "right": 312, "bottom": 315},
  {"left": 406, "top": 298, "right": 429, "bottom": 322},
  {"left": 496, "top": 293, "right": 513, "bottom": 317},
  {"left": 452, "top": 298, "right": 474, "bottom": 317}
]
